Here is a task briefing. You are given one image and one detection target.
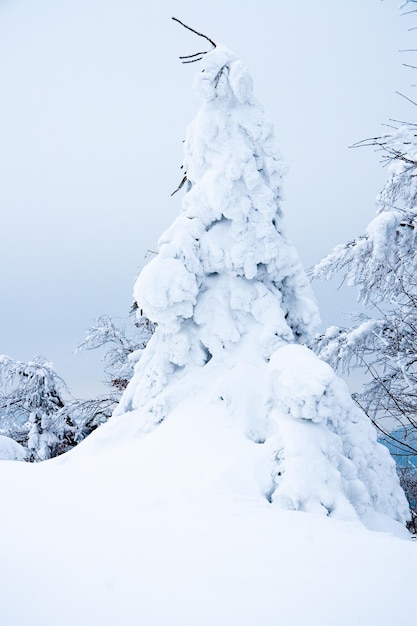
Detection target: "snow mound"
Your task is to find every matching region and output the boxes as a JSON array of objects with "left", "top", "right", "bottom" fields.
[
  {"left": 79, "top": 341, "right": 409, "bottom": 532},
  {"left": 0, "top": 444, "right": 414, "bottom": 626},
  {"left": 0, "top": 435, "right": 27, "bottom": 461},
  {"left": 266, "top": 345, "right": 408, "bottom": 525}
]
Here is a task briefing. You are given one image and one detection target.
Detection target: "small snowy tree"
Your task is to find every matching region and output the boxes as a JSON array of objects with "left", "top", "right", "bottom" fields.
[
  {"left": 110, "top": 34, "right": 408, "bottom": 530},
  {"left": 69, "top": 313, "right": 156, "bottom": 440},
  {"left": 0, "top": 313, "right": 154, "bottom": 461},
  {"left": 0, "top": 355, "right": 75, "bottom": 460},
  {"left": 0, "top": 352, "right": 126, "bottom": 459},
  {"left": 76, "top": 313, "right": 155, "bottom": 391}
]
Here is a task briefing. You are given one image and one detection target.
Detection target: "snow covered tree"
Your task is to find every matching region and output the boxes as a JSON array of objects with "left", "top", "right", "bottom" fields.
[
  {"left": 0, "top": 313, "right": 154, "bottom": 461},
  {"left": 68, "top": 313, "right": 156, "bottom": 441},
  {"left": 0, "top": 355, "right": 75, "bottom": 460},
  {"left": 312, "top": 3, "right": 417, "bottom": 526},
  {"left": 312, "top": 3, "right": 417, "bottom": 527},
  {"left": 102, "top": 38, "right": 409, "bottom": 530},
  {"left": 117, "top": 43, "right": 321, "bottom": 417},
  {"left": 313, "top": 120, "right": 417, "bottom": 527},
  {"left": 313, "top": 121, "right": 417, "bottom": 440},
  {"left": 0, "top": 353, "right": 124, "bottom": 459},
  {"left": 76, "top": 313, "right": 155, "bottom": 392}
]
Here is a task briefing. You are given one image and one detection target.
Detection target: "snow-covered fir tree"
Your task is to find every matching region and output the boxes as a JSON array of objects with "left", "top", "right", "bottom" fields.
[
  {"left": 109, "top": 44, "right": 408, "bottom": 529},
  {"left": 118, "top": 44, "right": 321, "bottom": 417}
]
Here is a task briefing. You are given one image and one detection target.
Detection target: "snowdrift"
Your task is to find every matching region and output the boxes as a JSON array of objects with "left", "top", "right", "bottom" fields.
[{"left": 0, "top": 389, "right": 415, "bottom": 626}]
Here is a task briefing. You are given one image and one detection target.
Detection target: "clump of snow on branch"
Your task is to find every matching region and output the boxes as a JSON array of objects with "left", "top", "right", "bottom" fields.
[{"left": 266, "top": 345, "right": 408, "bottom": 523}]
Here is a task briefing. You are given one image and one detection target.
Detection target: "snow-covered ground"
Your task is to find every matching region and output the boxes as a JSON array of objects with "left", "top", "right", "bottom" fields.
[{"left": 0, "top": 385, "right": 415, "bottom": 626}]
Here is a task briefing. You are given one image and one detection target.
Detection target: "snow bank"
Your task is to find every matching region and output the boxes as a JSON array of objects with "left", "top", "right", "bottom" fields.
[
  {"left": 87, "top": 339, "right": 409, "bottom": 531},
  {"left": 0, "top": 399, "right": 415, "bottom": 626},
  {"left": 0, "top": 434, "right": 27, "bottom": 461}
]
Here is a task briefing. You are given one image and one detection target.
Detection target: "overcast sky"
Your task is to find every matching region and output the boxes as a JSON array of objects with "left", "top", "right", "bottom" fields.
[{"left": 0, "top": 0, "right": 413, "bottom": 397}]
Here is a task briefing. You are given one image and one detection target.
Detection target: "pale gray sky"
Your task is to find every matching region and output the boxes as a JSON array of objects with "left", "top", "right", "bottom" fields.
[{"left": 0, "top": 0, "right": 413, "bottom": 396}]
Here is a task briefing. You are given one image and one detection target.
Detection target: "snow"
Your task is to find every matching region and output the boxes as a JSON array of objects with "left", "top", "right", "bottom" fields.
[
  {"left": 0, "top": 434, "right": 27, "bottom": 461},
  {"left": 107, "top": 341, "right": 409, "bottom": 528},
  {"left": 0, "top": 400, "right": 415, "bottom": 626}
]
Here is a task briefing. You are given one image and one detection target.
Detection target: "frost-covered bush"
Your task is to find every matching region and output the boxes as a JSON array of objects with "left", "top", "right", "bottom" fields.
[
  {"left": 0, "top": 355, "right": 73, "bottom": 461},
  {"left": 76, "top": 313, "right": 155, "bottom": 391}
]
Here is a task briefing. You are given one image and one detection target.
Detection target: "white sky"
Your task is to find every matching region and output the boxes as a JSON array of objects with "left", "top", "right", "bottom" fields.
[{"left": 0, "top": 0, "right": 413, "bottom": 397}]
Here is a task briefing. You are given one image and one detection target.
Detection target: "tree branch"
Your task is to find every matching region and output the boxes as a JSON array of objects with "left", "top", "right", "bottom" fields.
[
  {"left": 396, "top": 90, "right": 417, "bottom": 107},
  {"left": 172, "top": 17, "right": 216, "bottom": 56},
  {"left": 172, "top": 17, "right": 216, "bottom": 48}
]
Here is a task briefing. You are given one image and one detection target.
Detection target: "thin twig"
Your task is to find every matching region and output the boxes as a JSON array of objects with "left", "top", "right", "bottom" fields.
[
  {"left": 350, "top": 137, "right": 381, "bottom": 148},
  {"left": 396, "top": 91, "right": 417, "bottom": 107},
  {"left": 172, "top": 17, "right": 216, "bottom": 48},
  {"left": 389, "top": 118, "right": 417, "bottom": 126},
  {"left": 179, "top": 52, "right": 208, "bottom": 60},
  {"left": 171, "top": 174, "right": 188, "bottom": 196},
  {"left": 181, "top": 57, "right": 204, "bottom": 64}
]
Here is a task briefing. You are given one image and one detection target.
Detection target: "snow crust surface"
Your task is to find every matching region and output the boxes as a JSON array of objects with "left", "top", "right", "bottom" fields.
[{"left": 0, "top": 400, "right": 415, "bottom": 626}]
